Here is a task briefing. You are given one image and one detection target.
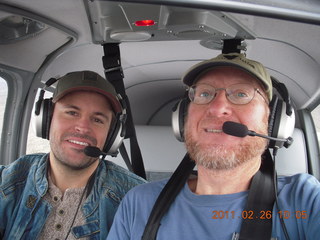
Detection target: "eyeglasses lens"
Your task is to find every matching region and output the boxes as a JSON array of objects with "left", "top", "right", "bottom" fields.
[{"left": 189, "top": 84, "right": 255, "bottom": 105}]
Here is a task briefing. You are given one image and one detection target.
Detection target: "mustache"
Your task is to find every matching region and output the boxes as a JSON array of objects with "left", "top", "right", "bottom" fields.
[
  {"left": 199, "top": 118, "right": 229, "bottom": 127},
  {"left": 62, "top": 132, "right": 97, "bottom": 146}
]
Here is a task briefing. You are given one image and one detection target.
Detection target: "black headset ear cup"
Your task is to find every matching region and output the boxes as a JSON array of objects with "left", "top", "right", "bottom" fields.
[
  {"left": 268, "top": 95, "right": 278, "bottom": 137},
  {"left": 268, "top": 95, "right": 282, "bottom": 148},
  {"left": 43, "top": 99, "right": 53, "bottom": 140},
  {"left": 172, "top": 98, "right": 189, "bottom": 142},
  {"left": 103, "top": 114, "right": 125, "bottom": 155},
  {"left": 34, "top": 98, "right": 53, "bottom": 140}
]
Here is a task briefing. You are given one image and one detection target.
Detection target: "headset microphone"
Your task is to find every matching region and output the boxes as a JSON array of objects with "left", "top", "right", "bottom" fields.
[
  {"left": 222, "top": 121, "right": 248, "bottom": 137},
  {"left": 222, "top": 121, "right": 293, "bottom": 148},
  {"left": 84, "top": 146, "right": 107, "bottom": 158}
]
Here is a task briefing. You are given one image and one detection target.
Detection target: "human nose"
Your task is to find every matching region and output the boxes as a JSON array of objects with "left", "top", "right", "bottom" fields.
[
  {"left": 74, "top": 117, "right": 91, "bottom": 134},
  {"left": 206, "top": 90, "right": 232, "bottom": 117}
]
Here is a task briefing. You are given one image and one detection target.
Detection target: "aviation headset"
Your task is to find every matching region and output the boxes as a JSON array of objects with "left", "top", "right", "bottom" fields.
[
  {"left": 172, "top": 59, "right": 295, "bottom": 150},
  {"left": 34, "top": 71, "right": 127, "bottom": 155}
]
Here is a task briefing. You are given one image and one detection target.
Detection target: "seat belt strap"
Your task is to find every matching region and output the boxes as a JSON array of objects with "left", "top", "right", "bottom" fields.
[
  {"left": 239, "top": 150, "right": 276, "bottom": 240},
  {"left": 141, "top": 153, "right": 195, "bottom": 240},
  {"left": 119, "top": 143, "right": 134, "bottom": 172},
  {"left": 102, "top": 43, "right": 146, "bottom": 179}
]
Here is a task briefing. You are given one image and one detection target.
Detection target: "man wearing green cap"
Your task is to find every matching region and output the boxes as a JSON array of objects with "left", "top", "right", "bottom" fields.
[
  {"left": 107, "top": 53, "right": 320, "bottom": 240},
  {"left": 0, "top": 71, "right": 146, "bottom": 240}
]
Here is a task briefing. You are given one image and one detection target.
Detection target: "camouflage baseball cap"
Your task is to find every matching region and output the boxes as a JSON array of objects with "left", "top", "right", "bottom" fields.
[
  {"left": 182, "top": 53, "right": 273, "bottom": 101},
  {"left": 52, "top": 71, "right": 121, "bottom": 113}
]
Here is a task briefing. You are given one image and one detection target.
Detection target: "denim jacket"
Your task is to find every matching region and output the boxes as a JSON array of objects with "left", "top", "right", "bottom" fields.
[{"left": 0, "top": 153, "right": 146, "bottom": 240}]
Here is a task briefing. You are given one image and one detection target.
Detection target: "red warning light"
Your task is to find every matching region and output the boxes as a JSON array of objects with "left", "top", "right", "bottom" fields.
[{"left": 134, "top": 20, "right": 155, "bottom": 27}]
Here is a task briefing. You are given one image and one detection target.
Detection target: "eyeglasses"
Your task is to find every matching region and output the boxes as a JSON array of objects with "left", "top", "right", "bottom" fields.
[{"left": 188, "top": 83, "right": 268, "bottom": 105}]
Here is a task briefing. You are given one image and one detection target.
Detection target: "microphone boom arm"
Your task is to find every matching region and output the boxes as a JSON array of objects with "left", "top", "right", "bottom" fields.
[{"left": 247, "top": 130, "right": 287, "bottom": 142}]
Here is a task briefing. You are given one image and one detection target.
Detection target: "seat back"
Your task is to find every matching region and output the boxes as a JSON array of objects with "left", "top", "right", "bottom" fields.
[{"left": 275, "top": 128, "right": 308, "bottom": 176}]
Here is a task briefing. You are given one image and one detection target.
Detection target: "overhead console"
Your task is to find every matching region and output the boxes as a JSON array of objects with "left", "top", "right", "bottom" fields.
[{"left": 85, "top": 1, "right": 255, "bottom": 47}]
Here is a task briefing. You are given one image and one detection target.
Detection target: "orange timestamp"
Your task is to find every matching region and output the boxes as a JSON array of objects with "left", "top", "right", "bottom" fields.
[{"left": 211, "top": 210, "right": 308, "bottom": 220}]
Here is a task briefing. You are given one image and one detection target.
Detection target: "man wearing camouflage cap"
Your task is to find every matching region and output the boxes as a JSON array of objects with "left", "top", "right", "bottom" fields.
[
  {"left": 107, "top": 53, "right": 320, "bottom": 240},
  {"left": 0, "top": 71, "right": 146, "bottom": 240}
]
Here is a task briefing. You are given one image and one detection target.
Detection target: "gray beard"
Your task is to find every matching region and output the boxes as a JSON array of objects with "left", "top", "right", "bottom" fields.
[
  {"left": 185, "top": 128, "right": 268, "bottom": 170},
  {"left": 185, "top": 141, "right": 267, "bottom": 170}
]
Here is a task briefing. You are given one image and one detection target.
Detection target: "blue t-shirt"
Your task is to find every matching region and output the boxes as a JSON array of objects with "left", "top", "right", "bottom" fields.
[{"left": 107, "top": 174, "right": 320, "bottom": 240}]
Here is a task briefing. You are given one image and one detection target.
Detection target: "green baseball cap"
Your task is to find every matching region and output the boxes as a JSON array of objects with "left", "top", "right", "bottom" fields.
[
  {"left": 52, "top": 71, "right": 122, "bottom": 113},
  {"left": 182, "top": 53, "right": 273, "bottom": 101}
]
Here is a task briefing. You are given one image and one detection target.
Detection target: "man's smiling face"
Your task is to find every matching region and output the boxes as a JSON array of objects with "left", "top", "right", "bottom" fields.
[
  {"left": 49, "top": 90, "right": 113, "bottom": 170},
  {"left": 184, "top": 66, "right": 269, "bottom": 170}
]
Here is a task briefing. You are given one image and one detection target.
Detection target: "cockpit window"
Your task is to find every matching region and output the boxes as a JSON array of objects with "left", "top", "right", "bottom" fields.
[{"left": 0, "top": 77, "right": 8, "bottom": 145}]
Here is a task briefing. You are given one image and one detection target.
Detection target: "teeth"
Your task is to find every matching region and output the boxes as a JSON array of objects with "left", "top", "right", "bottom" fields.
[
  {"left": 206, "top": 129, "right": 222, "bottom": 133},
  {"left": 68, "top": 140, "right": 89, "bottom": 146}
]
